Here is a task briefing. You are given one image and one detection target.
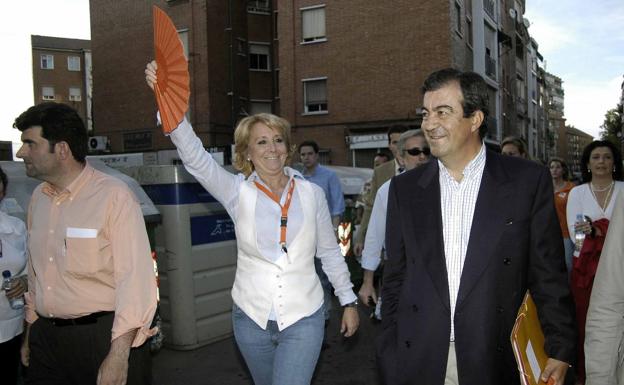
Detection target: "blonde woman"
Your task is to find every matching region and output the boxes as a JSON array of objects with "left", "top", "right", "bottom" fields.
[{"left": 145, "top": 61, "right": 358, "bottom": 385}]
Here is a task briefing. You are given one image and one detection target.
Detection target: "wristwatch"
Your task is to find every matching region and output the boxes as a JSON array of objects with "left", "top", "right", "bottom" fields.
[{"left": 343, "top": 300, "right": 359, "bottom": 308}]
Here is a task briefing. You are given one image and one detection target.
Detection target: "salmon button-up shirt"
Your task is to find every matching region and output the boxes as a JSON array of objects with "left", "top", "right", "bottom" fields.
[{"left": 25, "top": 163, "right": 157, "bottom": 347}]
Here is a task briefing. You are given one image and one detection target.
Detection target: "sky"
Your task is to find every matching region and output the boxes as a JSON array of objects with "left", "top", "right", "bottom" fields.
[
  {"left": 525, "top": 0, "right": 624, "bottom": 139},
  {"left": 0, "top": 0, "right": 90, "bottom": 159},
  {"left": 1, "top": 1, "right": 622, "bottom": 158}
]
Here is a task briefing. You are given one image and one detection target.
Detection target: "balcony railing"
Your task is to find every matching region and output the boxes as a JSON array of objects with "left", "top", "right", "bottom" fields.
[
  {"left": 484, "top": 0, "right": 495, "bottom": 20},
  {"left": 247, "top": 0, "right": 270, "bottom": 14}
]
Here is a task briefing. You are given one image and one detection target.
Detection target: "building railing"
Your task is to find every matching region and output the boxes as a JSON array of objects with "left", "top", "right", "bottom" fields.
[
  {"left": 484, "top": 0, "right": 495, "bottom": 20},
  {"left": 247, "top": 0, "right": 270, "bottom": 14}
]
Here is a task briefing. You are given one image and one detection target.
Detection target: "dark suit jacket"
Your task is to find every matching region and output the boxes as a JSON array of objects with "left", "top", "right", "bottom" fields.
[{"left": 377, "top": 150, "right": 576, "bottom": 385}]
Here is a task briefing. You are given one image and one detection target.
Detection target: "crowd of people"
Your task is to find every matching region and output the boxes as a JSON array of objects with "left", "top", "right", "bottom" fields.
[{"left": 1, "top": 64, "right": 622, "bottom": 385}]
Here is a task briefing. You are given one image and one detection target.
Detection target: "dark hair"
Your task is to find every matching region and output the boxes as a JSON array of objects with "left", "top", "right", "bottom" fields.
[
  {"left": 0, "top": 166, "right": 7, "bottom": 193},
  {"left": 298, "top": 140, "right": 319, "bottom": 153},
  {"left": 387, "top": 124, "right": 408, "bottom": 142},
  {"left": 501, "top": 136, "right": 528, "bottom": 156},
  {"left": 548, "top": 157, "right": 569, "bottom": 180},
  {"left": 421, "top": 68, "right": 489, "bottom": 139},
  {"left": 13, "top": 102, "right": 88, "bottom": 162},
  {"left": 580, "top": 140, "right": 623, "bottom": 183},
  {"left": 374, "top": 152, "right": 390, "bottom": 161}
]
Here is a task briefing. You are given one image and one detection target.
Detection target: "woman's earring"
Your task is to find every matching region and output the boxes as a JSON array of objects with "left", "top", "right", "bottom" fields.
[{"left": 588, "top": 168, "right": 591, "bottom": 173}]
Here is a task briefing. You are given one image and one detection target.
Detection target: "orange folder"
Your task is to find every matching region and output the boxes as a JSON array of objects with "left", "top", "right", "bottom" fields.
[{"left": 510, "top": 291, "right": 554, "bottom": 385}]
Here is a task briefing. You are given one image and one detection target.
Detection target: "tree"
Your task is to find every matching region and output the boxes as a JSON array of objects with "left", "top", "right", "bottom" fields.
[{"left": 599, "top": 104, "right": 623, "bottom": 147}]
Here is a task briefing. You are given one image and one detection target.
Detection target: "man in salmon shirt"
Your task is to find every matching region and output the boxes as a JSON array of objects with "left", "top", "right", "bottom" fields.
[{"left": 14, "top": 102, "right": 157, "bottom": 385}]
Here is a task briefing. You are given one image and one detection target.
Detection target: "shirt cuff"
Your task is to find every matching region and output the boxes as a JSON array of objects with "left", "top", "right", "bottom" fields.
[
  {"left": 24, "top": 291, "right": 39, "bottom": 324},
  {"left": 361, "top": 255, "right": 381, "bottom": 271},
  {"left": 336, "top": 291, "right": 358, "bottom": 307}
]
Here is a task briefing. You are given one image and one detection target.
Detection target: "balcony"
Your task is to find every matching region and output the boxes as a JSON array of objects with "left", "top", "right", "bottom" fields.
[
  {"left": 485, "top": 54, "right": 496, "bottom": 80},
  {"left": 247, "top": 0, "right": 270, "bottom": 14}
]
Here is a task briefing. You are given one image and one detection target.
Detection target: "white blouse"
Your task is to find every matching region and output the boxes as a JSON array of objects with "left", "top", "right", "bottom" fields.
[
  {"left": 0, "top": 210, "right": 27, "bottom": 343},
  {"left": 566, "top": 181, "right": 624, "bottom": 238}
]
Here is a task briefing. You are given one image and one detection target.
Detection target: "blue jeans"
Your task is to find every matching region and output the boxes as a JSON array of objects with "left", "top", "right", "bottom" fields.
[
  {"left": 232, "top": 304, "right": 324, "bottom": 385},
  {"left": 314, "top": 257, "right": 333, "bottom": 320}
]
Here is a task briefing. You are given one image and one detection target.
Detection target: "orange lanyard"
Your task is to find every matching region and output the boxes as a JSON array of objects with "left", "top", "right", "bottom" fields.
[{"left": 254, "top": 179, "right": 296, "bottom": 253}]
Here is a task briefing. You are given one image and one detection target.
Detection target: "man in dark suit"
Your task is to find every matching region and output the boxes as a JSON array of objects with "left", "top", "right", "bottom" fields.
[
  {"left": 377, "top": 68, "right": 576, "bottom": 385},
  {"left": 354, "top": 124, "right": 407, "bottom": 257}
]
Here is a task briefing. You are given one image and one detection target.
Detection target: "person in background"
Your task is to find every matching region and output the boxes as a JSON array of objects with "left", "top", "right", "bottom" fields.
[
  {"left": 353, "top": 125, "right": 407, "bottom": 256},
  {"left": 354, "top": 153, "right": 389, "bottom": 228},
  {"left": 378, "top": 68, "right": 575, "bottom": 385},
  {"left": 550, "top": 157, "right": 576, "bottom": 276},
  {"left": 566, "top": 140, "right": 624, "bottom": 384},
  {"left": 358, "top": 130, "right": 430, "bottom": 316},
  {"left": 373, "top": 152, "right": 390, "bottom": 168},
  {"left": 15, "top": 102, "right": 158, "bottom": 385},
  {"left": 501, "top": 136, "right": 529, "bottom": 158},
  {"left": 0, "top": 166, "right": 28, "bottom": 385},
  {"left": 298, "top": 140, "right": 345, "bottom": 324},
  {"left": 146, "top": 61, "right": 358, "bottom": 385},
  {"left": 585, "top": 191, "right": 624, "bottom": 385}
]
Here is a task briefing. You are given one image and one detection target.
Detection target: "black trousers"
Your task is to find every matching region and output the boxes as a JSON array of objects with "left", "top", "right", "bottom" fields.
[
  {"left": 0, "top": 333, "right": 22, "bottom": 385},
  {"left": 25, "top": 313, "right": 151, "bottom": 385}
]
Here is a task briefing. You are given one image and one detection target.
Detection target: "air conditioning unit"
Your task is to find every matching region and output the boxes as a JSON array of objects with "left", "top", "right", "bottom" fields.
[{"left": 88, "top": 136, "right": 108, "bottom": 151}]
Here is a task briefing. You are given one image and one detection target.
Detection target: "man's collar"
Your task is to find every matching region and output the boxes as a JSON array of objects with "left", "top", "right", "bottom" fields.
[
  {"left": 42, "top": 162, "right": 91, "bottom": 199},
  {"left": 437, "top": 143, "right": 486, "bottom": 181}
]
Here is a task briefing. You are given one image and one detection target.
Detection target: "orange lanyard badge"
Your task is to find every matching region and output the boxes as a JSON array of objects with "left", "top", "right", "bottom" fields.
[{"left": 254, "top": 179, "right": 296, "bottom": 253}]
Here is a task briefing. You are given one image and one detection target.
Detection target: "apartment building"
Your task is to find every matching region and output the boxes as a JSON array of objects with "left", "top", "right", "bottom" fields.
[
  {"left": 89, "top": 0, "right": 547, "bottom": 166},
  {"left": 565, "top": 126, "right": 593, "bottom": 177},
  {"left": 31, "top": 35, "right": 92, "bottom": 132}
]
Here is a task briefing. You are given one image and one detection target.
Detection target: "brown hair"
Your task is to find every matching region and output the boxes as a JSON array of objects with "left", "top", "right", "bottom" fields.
[
  {"left": 548, "top": 157, "right": 570, "bottom": 180},
  {"left": 233, "top": 113, "right": 295, "bottom": 177},
  {"left": 501, "top": 136, "right": 528, "bottom": 158}
]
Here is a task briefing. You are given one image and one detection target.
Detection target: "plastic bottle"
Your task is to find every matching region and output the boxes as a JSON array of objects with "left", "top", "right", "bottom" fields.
[
  {"left": 573, "top": 213, "right": 586, "bottom": 257},
  {"left": 2, "top": 270, "right": 24, "bottom": 310}
]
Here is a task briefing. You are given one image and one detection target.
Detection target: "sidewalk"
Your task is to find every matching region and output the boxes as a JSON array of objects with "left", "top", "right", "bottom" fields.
[{"left": 153, "top": 299, "right": 382, "bottom": 385}]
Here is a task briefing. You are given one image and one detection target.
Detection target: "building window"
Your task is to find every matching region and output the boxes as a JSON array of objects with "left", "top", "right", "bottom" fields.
[
  {"left": 237, "top": 38, "right": 247, "bottom": 56},
  {"left": 466, "top": 16, "right": 473, "bottom": 46},
  {"left": 247, "top": 0, "right": 270, "bottom": 14},
  {"left": 454, "top": 1, "right": 462, "bottom": 35},
  {"left": 301, "top": 6, "right": 326, "bottom": 43},
  {"left": 303, "top": 78, "right": 327, "bottom": 114},
  {"left": 178, "top": 29, "right": 189, "bottom": 60},
  {"left": 41, "top": 54, "right": 54, "bottom": 70},
  {"left": 250, "top": 100, "right": 272, "bottom": 114},
  {"left": 69, "top": 87, "right": 82, "bottom": 101},
  {"left": 42, "top": 86, "right": 55, "bottom": 100},
  {"left": 249, "top": 43, "right": 270, "bottom": 71},
  {"left": 67, "top": 56, "right": 81, "bottom": 71}
]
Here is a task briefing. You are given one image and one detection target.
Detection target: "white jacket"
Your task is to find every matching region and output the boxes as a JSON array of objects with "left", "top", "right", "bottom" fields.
[{"left": 585, "top": 192, "right": 624, "bottom": 385}]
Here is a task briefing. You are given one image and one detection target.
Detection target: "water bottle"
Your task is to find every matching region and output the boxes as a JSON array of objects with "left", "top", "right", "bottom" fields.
[
  {"left": 2, "top": 270, "right": 24, "bottom": 310},
  {"left": 573, "top": 214, "right": 586, "bottom": 257}
]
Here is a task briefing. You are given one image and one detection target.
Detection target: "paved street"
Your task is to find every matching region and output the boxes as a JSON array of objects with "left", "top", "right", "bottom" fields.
[{"left": 153, "top": 298, "right": 382, "bottom": 385}]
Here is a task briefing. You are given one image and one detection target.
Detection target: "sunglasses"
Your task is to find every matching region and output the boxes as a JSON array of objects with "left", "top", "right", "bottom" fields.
[{"left": 405, "top": 147, "right": 431, "bottom": 156}]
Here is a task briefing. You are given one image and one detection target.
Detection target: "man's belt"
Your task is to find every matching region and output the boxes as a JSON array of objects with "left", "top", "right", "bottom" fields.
[{"left": 39, "top": 311, "right": 113, "bottom": 327}]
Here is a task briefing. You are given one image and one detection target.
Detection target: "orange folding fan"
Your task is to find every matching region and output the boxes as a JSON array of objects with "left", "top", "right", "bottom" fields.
[{"left": 153, "top": 5, "right": 190, "bottom": 134}]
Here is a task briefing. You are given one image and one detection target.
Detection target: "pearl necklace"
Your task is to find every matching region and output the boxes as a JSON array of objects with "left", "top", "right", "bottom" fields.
[
  {"left": 591, "top": 181, "right": 614, "bottom": 192},
  {"left": 590, "top": 181, "right": 615, "bottom": 213}
]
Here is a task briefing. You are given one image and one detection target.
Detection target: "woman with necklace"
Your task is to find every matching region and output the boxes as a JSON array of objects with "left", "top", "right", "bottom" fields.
[
  {"left": 145, "top": 62, "right": 358, "bottom": 385},
  {"left": 549, "top": 157, "right": 576, "bottom": 277},
  {"left": 566, "top": 140, "right": 624, "bottom": 384}
]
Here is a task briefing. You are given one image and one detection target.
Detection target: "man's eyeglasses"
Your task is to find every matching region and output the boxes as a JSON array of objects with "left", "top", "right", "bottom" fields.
[{"left": 405, "top": 147, "right": 431, "bottom": 157}]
